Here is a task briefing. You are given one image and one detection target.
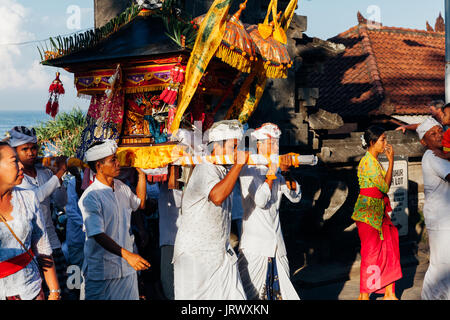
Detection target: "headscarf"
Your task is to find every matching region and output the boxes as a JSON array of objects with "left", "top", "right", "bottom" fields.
[
  {"left": 7, "top": 126, "right": 37, "bottom": 147},
  {"left": 84, "top": 139, "right": 118, "bottom": 162},
  {"left": 251, "top": 123, "right": 282, "bottom": 141},
  {"left": 205, "top": 120, "right": 244, "bottom": 143},
  {"left": 416, "top": 117, "right": 442, "bottom": 140}
]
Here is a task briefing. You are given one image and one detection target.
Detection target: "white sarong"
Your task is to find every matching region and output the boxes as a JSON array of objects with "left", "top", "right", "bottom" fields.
[
  {"left": 174, "top": 248, "right": 246, "bottom": 300},
  {"left": 82, "top": 272, "right": 139, "bottom": 300},
  {"left": 238, "top": 249, "right": 299, "bottom": 300},
  {"left": 422, "top": 229, "right": 450, "bottom": 300}
]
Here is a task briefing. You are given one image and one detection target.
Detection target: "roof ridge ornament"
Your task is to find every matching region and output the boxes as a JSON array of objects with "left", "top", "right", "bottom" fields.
[
  {"left": 357, "top": 11, "right": 367, "bottom": 25},
  {"left": 435, "top": 12, "right": 445, "bottom": 32}
]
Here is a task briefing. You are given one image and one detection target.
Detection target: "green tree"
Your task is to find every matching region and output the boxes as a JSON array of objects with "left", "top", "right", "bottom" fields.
[{"left": 35, "top": 107, "right": 87, "bottom": 158}]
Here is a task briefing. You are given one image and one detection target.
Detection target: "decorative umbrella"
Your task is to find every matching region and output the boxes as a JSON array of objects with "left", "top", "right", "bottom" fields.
[
  {"left": 246, "top": 23, "right": 292, "bottom": 79},
  {"left": 193, "top": 0, "right": 258, "bottom": 74}
]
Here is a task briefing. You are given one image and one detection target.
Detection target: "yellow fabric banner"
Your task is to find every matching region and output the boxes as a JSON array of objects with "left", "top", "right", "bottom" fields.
[
  {"left": 169, "top": 0, "right": 233, "bottom": 133},
  {"left": 225, "top": 61, "right": 267, "bottom": 123},
  {"left": 280, "top": 0, "right": 299, "bottom": 31},
  {"left": 226, "top": 0, "right": 299, "bottom": 123}
]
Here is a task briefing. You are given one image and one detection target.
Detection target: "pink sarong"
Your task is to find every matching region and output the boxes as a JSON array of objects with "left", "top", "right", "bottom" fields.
[
  {"left": 356, "top": 216, "right": 402, "bottom": 293},
  {"left": 356, "top": 188, "right": 402, "bottom": 294}
]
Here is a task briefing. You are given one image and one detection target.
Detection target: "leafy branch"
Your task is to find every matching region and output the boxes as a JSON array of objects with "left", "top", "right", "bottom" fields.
[{"left": 35, "top": 107, "right": 87, "bottom": 157}]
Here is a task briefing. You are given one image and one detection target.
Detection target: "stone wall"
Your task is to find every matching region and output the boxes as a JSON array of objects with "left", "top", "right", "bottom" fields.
[
  {"left": 93, "top": 0, "right": 293, "bottom": 27},
  {"left": 185, "top": 0, "right": 292, "bottom": 24},
  {"left": 94, "top": 0, "right": 132, "bottom": 28}
]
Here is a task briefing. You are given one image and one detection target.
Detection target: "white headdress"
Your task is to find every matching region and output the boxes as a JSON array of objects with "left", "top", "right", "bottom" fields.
[
  {"left": 205, "top": 120, "right": 244, "bottom": 143},
  {"left": 416, "top": 117, "right": 442, "bottom": 140},
  {"left": 251, "top": 123, "right": 282, "bottom": 141},
  {"left": 7, "top": 126, "right": 37, "bottom": 148},
  {"left": 84, "top": 140, "right": 118, "bottom": 162}
]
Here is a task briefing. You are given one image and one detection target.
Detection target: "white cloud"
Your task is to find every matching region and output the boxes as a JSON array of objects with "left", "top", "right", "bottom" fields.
[
  {"left": 0, "top": 1, "right": 92, "bottom": 111},
  {"left": 0, "top": 0, "right": 53, "bottom": 90}
]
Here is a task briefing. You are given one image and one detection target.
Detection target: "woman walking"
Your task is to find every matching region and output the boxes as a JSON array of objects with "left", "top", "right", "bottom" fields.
[
  {"left": 352, "top": 126, "right": 402, "bottom": 300},
  {"left": 0, "top": 142, "right": 61, "bottom": 300}
]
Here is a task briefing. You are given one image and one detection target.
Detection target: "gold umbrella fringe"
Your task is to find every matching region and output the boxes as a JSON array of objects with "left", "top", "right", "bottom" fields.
[
  {"left": 265, "top": 64, "right": 289, "bottom": 79},
  {"left": 216, "top": 45, "right": 255, "bottom": 74}
]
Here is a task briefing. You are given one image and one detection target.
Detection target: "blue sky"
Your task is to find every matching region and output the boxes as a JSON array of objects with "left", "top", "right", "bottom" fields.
[
  {"left": 299, "top": 0, "right": 445, "bottom": 40},
  {"left": 0, "top": 0, "right": 446, "bottom": 112}
]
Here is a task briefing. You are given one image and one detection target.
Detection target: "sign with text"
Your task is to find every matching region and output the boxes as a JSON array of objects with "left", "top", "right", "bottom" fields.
[{"left": 381, "top": 157, "right": 409, "bottom": 236}]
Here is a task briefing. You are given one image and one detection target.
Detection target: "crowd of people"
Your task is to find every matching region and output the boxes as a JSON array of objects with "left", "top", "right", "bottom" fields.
[{"left": 0, "top": 104, "right": 449, "bottom": 300}]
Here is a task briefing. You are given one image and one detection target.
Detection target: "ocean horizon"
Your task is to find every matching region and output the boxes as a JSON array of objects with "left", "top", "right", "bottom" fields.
[{"left": 0, "top": 110, "right": 55, "bottom": 140}]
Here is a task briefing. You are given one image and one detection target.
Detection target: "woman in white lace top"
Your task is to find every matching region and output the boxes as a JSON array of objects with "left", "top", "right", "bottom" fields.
[{"left": 0, "top": 142, "right": 60, "bottom": 300}]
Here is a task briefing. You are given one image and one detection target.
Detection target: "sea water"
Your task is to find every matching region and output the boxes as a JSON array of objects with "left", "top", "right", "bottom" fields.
[{"left": 0, "top": 110, "right": 52, "bottom": 140}]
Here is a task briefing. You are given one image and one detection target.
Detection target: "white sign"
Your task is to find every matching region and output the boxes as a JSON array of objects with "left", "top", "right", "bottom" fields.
[{"left": 381, "top": 159, "right": 409, "bottom": 236}]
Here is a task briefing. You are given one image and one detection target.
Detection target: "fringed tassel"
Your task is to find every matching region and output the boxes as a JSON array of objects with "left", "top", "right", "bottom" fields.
[
  {"left": 216, "top": 45, "right": 254, "bottom": 74},
  {"left": 124, "top": 85, "right": 169, "bottom": 94},
  {"left": 46, "top": 99, "right": 53, "bottom": 115},
  {"left": 51, "top": 100, "right": 59, "bottom": 118},
  {"left": 46, "top": 72, "right": 65, "bottom": 117},
  {"left": 77, "top": 92, "right": 95, "bottom": 100},
  {"left": 265, "top": 64, "right": 288, "bottom": 79}
]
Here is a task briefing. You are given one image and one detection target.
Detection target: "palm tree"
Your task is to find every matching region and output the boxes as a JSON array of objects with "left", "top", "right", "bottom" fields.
[{"left": 36, "top": 107, "right": 87, "bottom": 158}]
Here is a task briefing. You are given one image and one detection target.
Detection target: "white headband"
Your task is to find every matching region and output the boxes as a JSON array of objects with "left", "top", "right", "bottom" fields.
[
  {"left": 416, "top": 117, "right": 442, "bottom": 140},
  {"left": 207, "top": 120, "right": 244, "bottom": 143},
  {"left": 7, "top": 127, "right": 37, "bottom": 147},
  {"left": 251, "top": 123, "right": 281, "bottom": 140},
  {"left": 84, "top": 140, "right": 118, "bottom": 162}
]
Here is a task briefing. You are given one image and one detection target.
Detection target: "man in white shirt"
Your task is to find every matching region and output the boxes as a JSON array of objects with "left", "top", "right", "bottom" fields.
[
  {"left": 415, "top": 118, "right": 450, "bottom": 300},
  {"left": 238, "top": 123, "right": 301, "bottom": 300},
  {"left": 78, "top": 140, "right": 150, "bottom": 300},
  {"left": 8, "top": 126, "right": 68, "bottom": 297},
  {"left": 173, "top": 120, "right": 248, "bottom": 300}
]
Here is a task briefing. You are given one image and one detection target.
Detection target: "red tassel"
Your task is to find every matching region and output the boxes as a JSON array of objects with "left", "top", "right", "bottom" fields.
[
  {"left": 46, "top": 72, "right": 65, "bottom": 115},
  {"left": 46, "top": 99, "right": 52, "bottom": 115},
  {"left": 176, "top": 69, "right": 185, "bottom": 83},
  {"left": 163, "top": 89, "right": 173, "bottom": 104},
  {"left": 159, "top": 87, "right": 170, "bottom": 101},
  {"left": 172, "top": 91, "right": 179, "bottom": 105},
  {"left": 49, "top": 83, "right": 56, "bottom": 92},
  {"left": 51, "top": 100, "right": 59, "bottom": 118},
  {"left": 170, "top": 67, "right": 177, "bottom": 80},
  {"left": 168, "top": 89, "right": 178, "bottom": 105},
  {"left": 56, "top": 83, "right": 65, "bottom": 95}
]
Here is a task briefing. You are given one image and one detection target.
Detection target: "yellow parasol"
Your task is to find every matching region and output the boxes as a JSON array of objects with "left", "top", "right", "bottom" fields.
[
  {"left": 246, "top": 23, "right": 292, "bottom": 79},
  {"left": 193, "top": 0, "right": 258, "bottom": 74}
]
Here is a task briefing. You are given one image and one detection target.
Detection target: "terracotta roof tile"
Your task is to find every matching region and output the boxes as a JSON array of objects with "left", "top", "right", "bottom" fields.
[{"left": 310, "top": 14, "right": 445, "bottom": 118}]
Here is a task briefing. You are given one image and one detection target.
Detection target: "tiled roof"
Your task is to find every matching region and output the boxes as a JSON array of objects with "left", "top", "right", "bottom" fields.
[{"left": 310, "top": 13, "right": 445, "bottom": 119}]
